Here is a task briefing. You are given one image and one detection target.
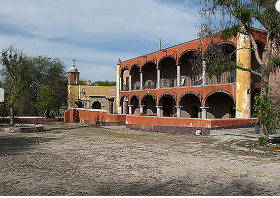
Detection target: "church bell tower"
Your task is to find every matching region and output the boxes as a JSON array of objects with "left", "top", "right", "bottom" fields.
[{"left": 68, "top": 58, "right": 80, "bottom": 85}]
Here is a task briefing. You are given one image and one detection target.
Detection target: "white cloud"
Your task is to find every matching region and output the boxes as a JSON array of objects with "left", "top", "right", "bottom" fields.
[{"left": 0, "top": 0, "right": 201, "bottom": 81}]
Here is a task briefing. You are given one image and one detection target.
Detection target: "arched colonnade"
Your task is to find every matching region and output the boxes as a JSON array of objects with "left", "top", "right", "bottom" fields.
[{"left": 119, "top": 90, "right": 241, "bottom": 119}]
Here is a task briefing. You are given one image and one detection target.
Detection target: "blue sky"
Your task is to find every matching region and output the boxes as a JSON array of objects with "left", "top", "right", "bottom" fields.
[{"left": 0, "top": 0, "right": 202, "bottom": 82}]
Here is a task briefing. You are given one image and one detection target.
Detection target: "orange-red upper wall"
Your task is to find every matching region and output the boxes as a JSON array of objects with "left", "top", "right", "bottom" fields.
[{"left": 119, "top": 28, "right": 267, "bottom": 73}]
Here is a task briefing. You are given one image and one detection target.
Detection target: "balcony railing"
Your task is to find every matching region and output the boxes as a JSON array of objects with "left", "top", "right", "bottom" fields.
[
  {"left": 122, "top": 84, "right": 130, "bottom": 91},
  {"left": 121, "top": 72, "right": 237, "bottom": 91},
  {"left": 132, "top": 82, "right": 141, "bottom": 90},
  {"left": 160, "top": 78, "right": 176, "bottom": 88},
  {"left": 143, "top": 80, "right": 157, "bottom": 90},
  {"left": 180, "top": 75, "right": 202, "bottom": 87},
  {"left": 204, "top": 71, "right": 236, "bottom": 85}
]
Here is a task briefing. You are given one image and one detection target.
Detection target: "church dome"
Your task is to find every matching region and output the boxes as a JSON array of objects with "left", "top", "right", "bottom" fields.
[{"left": 70, "top": 65, "right": 78, "bottom": 73}]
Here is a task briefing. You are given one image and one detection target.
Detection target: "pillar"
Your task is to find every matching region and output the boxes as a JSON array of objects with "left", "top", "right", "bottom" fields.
[
  {"left": 176, "top": 106, "right": 182, "bottom": 117},
  {"left": 200, "top": 107, "right": 209, "bottom": 119},
  {"left": 128, "top": 105, "right": 133, "bottom": 114},
  {"left": 202, "top": 60, "right": 206, "bottom": 85},
  {"left": 157, "top": 68, "right": 161, "bottom": 89},
  {"left": 129, "top": 74, "right": 132, "bottom": 91},
  {"left": 156, "top": 106, "right": 163, "bottom": 117},
  {"left": 120, "top": 105, "right": 123, "bottom": 114},
  {"left": 119, "top": 76, "right": 122, "bottom": 91},
  {"left": 236, "top": 31, "right": 251, "bottom": 118},
  {"left": 177, "top": 64, "right": 181, "bottom": 87},
  {"left": 140, "top": 72, "right": 143, "bottom": 90},
  {"left": 139, "top": 105, "right": 144, "bottom": 114},
  {"left": 116, "top": 60, "right": 121, "bottom": 114}
]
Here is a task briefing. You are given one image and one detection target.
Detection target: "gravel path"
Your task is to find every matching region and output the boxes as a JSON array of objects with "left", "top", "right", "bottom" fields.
[{"left": 0, "top": 122, "right": 280, "bottom": 196}]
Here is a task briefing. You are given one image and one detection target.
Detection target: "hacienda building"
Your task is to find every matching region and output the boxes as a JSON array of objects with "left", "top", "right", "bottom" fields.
[{"left": 115, "top": 28, "right": 279, "bottom": 119}]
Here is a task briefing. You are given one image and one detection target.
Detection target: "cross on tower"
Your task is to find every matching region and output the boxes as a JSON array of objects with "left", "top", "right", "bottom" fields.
[
  {"left": 158, "top": 39, "right": 162, "bottom": 51},
  {"left": 72, "top": 58, "right": 76, "bottom": 66}
]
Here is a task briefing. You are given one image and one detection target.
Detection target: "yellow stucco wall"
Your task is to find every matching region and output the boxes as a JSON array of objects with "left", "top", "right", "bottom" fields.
[
  {"left": 116, "top": 63, "right": 121, "bottom": 114},
  {"left": 68, "top": 85, "right": 112, "bottom": 111}
]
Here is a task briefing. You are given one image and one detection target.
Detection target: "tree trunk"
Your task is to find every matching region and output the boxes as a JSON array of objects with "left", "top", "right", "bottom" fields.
[{"left": 9, "top": 105, "right": 14, "bottom": 126}]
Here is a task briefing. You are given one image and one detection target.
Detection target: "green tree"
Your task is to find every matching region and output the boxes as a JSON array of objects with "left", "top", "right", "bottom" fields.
[
  {"left": 0, "top": 46, "right": 30, "bottom": 125},
  {"left": 91, "top": 80, "right": 116, "bottom": 86},
  {"left": 27, "top": 56, "right": 67, "bottom": 116},
  {"left": 198, "top": 0, "right": 280, "bottom": 142},
  {"left": 34, "top": 85, "right": 58, "bottom": 118}
]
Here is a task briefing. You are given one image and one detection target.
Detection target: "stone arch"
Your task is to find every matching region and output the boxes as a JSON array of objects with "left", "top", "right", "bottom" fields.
[
  {"left": 204, "top": 90, "right": 236, "bottom": 105},
  {"left": 158, "top": 55, "right": 176, "bottom": 68},
  {"left": 158, "top": 56, "right": 177, "bottom": 88},
  {"left": 205, "top": 90, "right": 236, "bottom": 119},
  {"left": 121, "top": 67, "right": 130, "bottom": 91},
  {"left": 203, "top": 42, "right": 237, "bottom": 84},
  {"left": 120, "top": 95, "right": 129, "bottom": 114},
  {"left": 129, "top": 64, "right": 140, "bottom": 74},
  {"left": 141, "top": 94, "right": 156, "bottom": 104},
  {"left": 158, "top": 93, "right": 176, "bottom": 117},
  {"left": 92, "top": 100, "right": 102, "bottom": 109},
  {"left": 130, "top": 94, "right": 140, "bottom": 105},
  {"left": 141, "top": 61, "right": 157, "bottom": 89},
  {"left": 178, "top": 92, "right": 201, "bottom": 118},
  {"left": 179, "top": 91, "right": 201, "bottom": 104},
  {"left": 178, "top": 50, "right": 201, "bottom": 86},
  {"left": 141, "top": 94, "right": 157, "bottom": 115},
  {"left": 178, "top": 49, "right": 199, "bottom": 65},
  {"left": 130, "top": 95, "right": 140, "bottom": 115}
]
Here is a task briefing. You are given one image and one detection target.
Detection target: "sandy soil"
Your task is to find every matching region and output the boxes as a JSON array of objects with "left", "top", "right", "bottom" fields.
[{"left": 0, "top": 122, "right": 280, "bottom": 196}]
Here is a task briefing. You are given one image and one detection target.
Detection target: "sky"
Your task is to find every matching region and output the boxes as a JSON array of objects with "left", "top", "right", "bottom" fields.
[{"left": 0, "top": 0, "right": 202, "bottom": 82}]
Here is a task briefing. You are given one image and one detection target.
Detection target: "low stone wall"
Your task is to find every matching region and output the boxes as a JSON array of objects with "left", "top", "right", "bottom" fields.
[
  {"left": 126, "top": 115, "right": 212, "bottom": 135},
  {"left": 0, "top": 117, "right": 63, "bottom": 123},
  {"left": 64, "top": 108, "right": 258, "bottom": 136},
  {"left": 64, "top": 108, "right": 126, "bottom": 126},
  {"left": 126, "top": 115, "right": 257, "bottom": 136},
  {"left": 210, "top": 118, "right": 257, "bottom": 129}
]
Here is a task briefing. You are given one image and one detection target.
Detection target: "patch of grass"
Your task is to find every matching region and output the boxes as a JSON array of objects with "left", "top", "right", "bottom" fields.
[
  {"left": 52, "top": 130, "right": 63, "bottom": 134},
  {"left": 89, "top": 125, "right": 102, "bottom": 128},
  {"left": 238, "top": 140, "right": 280, "bottom": 152}
]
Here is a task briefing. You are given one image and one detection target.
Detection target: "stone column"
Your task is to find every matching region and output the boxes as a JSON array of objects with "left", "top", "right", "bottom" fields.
[
  {"left": 140, "top": 72, "right": 143, "bottom": 90},
  {"left": 156, "top": 106, "right": 163, "bottom": 117},
  {"left": 116, "top": 60, "right": 121, "bottom": 114},
  {"left": 176, "top": 106, "right": 183, "bottom": 118},
  {"left": 119, "top": 76, "right": 122, "bottom": 91},
  {"left": 129, "top": 74, "right": 132, "bottom": 91},
  {"left": 128, "top": 105, "right": 133, "bottom": 114},
  {"left": 139, "top": 105, "right": 144, "bottom": 114},
  {"left": 200, "top": 107, "right": 209, "bottom": 119},
  {"left": 120, "top": 105, "right": 123, "bottom": 114},
  {"left": 236, "top": 31, "right": 251, "bottom": 118},
  {"left": 157, "top": 68, "right": 161, "bottom": 89},
  {"left": 202, "top": 60, "right": 206, "bottom": 85},
  {"left": 177, "top": 64, "right": 181, "bottom": 87}
]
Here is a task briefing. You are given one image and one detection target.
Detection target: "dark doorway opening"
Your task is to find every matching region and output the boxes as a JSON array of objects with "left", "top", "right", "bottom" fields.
[
  {"left": 92, "top": 101, "right": 102, "bottom": 109},
  {"left": 163, "top": 96, "right": 174, "bottom": 117}
]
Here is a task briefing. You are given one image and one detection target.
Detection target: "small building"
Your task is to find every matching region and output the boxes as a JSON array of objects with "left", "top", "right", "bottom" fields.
[{"left": 67, "top": 63, "right": 116, "bottom": 114}]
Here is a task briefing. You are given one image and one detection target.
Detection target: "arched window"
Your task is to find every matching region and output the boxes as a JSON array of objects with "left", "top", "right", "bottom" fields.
[{"left": 92, "top": 101, "right": 102, "bottom": 109}]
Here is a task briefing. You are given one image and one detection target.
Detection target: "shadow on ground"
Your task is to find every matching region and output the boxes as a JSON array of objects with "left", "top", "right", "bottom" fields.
[
  {"left": 0, "top": 136, "right": 57, "bottom": 154},
  {"left": 92, "top": 178, "right": 268, "bottom": 196}
]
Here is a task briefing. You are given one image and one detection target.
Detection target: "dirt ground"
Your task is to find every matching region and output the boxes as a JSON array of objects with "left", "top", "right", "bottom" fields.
[{"left": 0, "top": 122, "right": 280, "bottom": 196}]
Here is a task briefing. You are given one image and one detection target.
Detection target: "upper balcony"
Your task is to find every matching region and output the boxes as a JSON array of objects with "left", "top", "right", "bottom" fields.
[
  {"left": 119, "top": 40, "right": 263, "bottom": 93},
  {"left": 121, "top": 71, "right": 237, "bottom": 92}
]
